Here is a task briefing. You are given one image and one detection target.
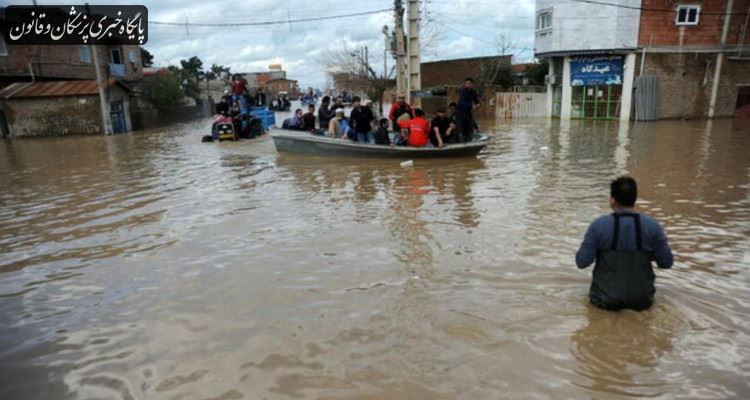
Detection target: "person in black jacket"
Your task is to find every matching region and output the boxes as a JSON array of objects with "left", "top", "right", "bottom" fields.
[
  {"left": 215, "top": 95, "right": 230, "bottom": 116},
  {"left": 373, "top": 118, "right": 391, "bottom": 145},
  {"left": 318, "top": 96, "right": 333, "bottom": 130},
  {"left": 348, "top": 96, "right": 374, "bottom": 144}
]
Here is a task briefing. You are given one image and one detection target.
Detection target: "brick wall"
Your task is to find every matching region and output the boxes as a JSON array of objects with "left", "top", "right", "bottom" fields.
[
  {"left": 637, "top": 53, "right": 749, "bottom": 118},
  {"left": 639, "top": 0, "right": 750, "bottom": 46},
  {"left": 0, "top": 44, "right": 142, "bottom": 81},
  {"left": 421, "top": 56, "right": 512, "bottom": 88}
]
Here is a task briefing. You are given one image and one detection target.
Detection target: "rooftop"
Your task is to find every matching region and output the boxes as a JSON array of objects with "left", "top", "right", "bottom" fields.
[{"left": 0, "top": 79, "right": 131, "bottom": 99}]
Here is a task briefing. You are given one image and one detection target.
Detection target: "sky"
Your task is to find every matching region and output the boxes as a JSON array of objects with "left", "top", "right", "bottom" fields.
[{"left": 3, "top": 0, "right": 537, "bottom": 88}]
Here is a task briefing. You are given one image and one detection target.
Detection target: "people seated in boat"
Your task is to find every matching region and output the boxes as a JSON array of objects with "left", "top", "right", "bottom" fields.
[
  {"left": 395, "top": 112, "right": 411, "bottom": 145},
  {"left": 350, "top": 96, "right": 375, "bottom": 144},
  {"left": 430, "top": 107, "right": 454, "bottom": 148},
  {"left": 215, "top": 95, "right": 230, "bottom": 117},
  {"left": 407, "top": 108, "right": 431, "bottom": 147},
  {"left": 373, "top": 118, "right": 392, "bottom": 145},
  {"left": 283, "top": 109, "right": 305, "bottom": 130},
  {"left": 318, "top": 96, "right": 333, "bottom": 130},
  {"left": 328, "top": 108, "right": 345, "bottom": 138},
  {"left": 302, "top": 104, "right": 316, "bottom": 131},
  {"left": 447, "top": 102, "right": 460, "bottom": 144},
  {"left": 388, "top": 94, "right": 414, "bottom": 130}
]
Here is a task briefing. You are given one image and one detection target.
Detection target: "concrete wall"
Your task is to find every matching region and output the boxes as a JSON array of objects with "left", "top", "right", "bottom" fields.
[
  {"left": 535, "top": 0, "right": 640, "bottom": 54},
  {"left": 1, "top": 86, "right": 133, "bottom": 137},
  {"left": 639, "top": 0, "right": 750, "bottom": 46},
  {"left": 637, "top": 52, "right": 750, "bottom": 118}
]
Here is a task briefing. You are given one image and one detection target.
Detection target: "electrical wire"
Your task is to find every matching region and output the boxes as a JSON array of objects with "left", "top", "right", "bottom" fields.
[{"left": 150, "top": 8, "right": 391, "bottom": 27}]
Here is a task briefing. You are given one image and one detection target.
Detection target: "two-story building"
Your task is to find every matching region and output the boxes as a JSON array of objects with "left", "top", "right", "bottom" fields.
[
  {"left": 1, "top": 24, "right": 143, "bottom": 136},
  {"left": 535, "top": 0, "right": 750, "bottom": 120}
]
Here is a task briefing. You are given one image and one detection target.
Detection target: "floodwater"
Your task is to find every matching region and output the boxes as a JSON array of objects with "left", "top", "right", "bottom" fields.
[{"left": 0, "top": 116, "right": 748, "bottom": 400}]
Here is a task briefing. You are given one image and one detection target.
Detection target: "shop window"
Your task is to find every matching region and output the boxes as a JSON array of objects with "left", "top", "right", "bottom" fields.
[
  {"left": 110, "top": 48, "right": 122, "bottom": 64},
  {"left": 571, "top": 85, "right": 623, "bottom": 120},
  {"left": 536, "top": 10, "right": 552, "bottom": 31},
  {"left": 676, "top": 5, "right": 700, "bottom": 25}
]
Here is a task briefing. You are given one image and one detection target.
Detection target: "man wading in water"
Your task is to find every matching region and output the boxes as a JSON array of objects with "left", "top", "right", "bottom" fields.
[{"left": 576, "top": 176, "right": 673, "bottom": 311}]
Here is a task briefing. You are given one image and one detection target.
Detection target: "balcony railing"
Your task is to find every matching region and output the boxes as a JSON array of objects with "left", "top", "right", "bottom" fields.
[{"left": 109, "top": 63, "right": 125, "bottom": 77}]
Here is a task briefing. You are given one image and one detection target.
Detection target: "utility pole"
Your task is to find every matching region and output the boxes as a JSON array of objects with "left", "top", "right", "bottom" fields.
[
  {"left": 406, "top": 0, "right": 421, "bottom": 107},
  {"left": 394, "top": 0, "right": 408, "bottom": 101},
  {"left": 85, "top": 3, "right": 112, "bottom": 135}
]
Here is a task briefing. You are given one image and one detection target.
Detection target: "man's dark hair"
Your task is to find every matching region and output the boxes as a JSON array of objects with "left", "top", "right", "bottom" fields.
[
  {"left": 448, "top": 102, "right": 457, "bottom": 108},
  {"left": 465, "top": 77, "right": 474, "bottom": 83},
  {"left": 414, "top": 108, "right": 425, "bottom": 117},
  {"left": 610, "top": 176, "right": 637, "bottom": 207},
  {"left": 379, "top": 118, "right": 389, "bottom": 126},
  {"left": 352, "top": 96, "right": 361, "bottom": 103},
  {"left": 322, "top": 95, "right": 330, "bottom": 103},
  {"left": 308, "top": 104, "right": 314, "bottom": 109}
]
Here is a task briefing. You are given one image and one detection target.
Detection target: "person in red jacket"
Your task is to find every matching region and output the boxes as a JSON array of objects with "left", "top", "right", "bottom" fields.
[
  {"left": 407, "top": 108, "right": 430, "bottom": 147},
  {"left": 388, "top": 94, "right": 414, "bottom": 128}
]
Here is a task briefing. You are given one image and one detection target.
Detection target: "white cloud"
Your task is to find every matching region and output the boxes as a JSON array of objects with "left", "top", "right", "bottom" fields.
[{"left": 30, "top": 0, "right": 537, "bottom": 86}]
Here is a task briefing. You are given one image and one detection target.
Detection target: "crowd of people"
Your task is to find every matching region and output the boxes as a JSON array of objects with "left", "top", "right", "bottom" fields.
[{"left": 285, "top": 77, "right": 482, "bottom": 148}]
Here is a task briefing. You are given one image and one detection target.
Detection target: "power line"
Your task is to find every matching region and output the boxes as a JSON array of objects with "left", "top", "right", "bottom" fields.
[{"left": 150, "top": 8, "right": 390, "bottom": 27}]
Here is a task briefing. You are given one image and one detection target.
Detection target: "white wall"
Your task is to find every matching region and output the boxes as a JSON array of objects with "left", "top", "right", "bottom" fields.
[{"left": 535, "top": 0, "right": 641, "bottom": 55}]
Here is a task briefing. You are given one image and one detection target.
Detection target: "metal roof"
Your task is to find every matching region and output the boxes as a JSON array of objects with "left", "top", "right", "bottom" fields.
[{"left": 0, "top": 79, "right": 131, "bottom": 100}]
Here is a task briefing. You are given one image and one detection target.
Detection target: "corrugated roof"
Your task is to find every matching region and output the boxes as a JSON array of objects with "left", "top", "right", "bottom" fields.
[{"left": 0, "top": 79, "right": 131, "bottom": 99}]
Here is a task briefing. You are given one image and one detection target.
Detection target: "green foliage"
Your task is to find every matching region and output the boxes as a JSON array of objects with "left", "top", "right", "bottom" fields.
[
  {"left": 164, "top": 56, "right": 205, "bottom": 100},
  {"left": 141, "top": 74, "right": 185, "bottom": 109},
  {"left": 527, "top": 59, "right": 549, "bottom": 86}
]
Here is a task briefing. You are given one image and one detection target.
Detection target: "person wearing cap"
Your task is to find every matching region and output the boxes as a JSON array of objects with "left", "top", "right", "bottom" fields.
[
  {"left": 328, "top": 108, "right": 345, "bottom": 138},
  {"left": 388, "top": 94, "right": 414, "bottom": 129},
  {"left": 430, "top": 107, "right": 454, "bottom": 148}
]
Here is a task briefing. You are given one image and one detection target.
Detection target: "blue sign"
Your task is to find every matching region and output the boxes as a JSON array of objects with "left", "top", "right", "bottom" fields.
[{"left": 570, "top": 56, "right": 623, "bottom": 87}]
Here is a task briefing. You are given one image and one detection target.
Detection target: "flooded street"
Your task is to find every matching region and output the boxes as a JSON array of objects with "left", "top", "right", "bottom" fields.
[{"left": 1, "top": 117, "right": 748, "bottom": 399}]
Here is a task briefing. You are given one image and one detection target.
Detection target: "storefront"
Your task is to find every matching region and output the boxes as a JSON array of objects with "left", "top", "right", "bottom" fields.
[{"left": 569, "top": 55, "right": 624, "bottom": 120}]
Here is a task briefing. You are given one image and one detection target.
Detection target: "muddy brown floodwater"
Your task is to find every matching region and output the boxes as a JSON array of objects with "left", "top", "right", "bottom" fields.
[{"left": 0, "top": 117, "right": 748, "bottom": 399}]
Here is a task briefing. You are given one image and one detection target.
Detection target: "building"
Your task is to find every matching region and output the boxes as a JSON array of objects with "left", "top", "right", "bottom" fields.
[
  {"left": 421, "top": 55, "right": 513, "bottom": 89},
  {"left": 0, "top": 79, "right": 133, "bottom": 137},
  {"left": 0, "top": 42, "right": 144, "bottom": 85},
  {"left": 535, "top": 0, "right": 750, "bottom": 120},
  {"left": 263, "top": 78, "right": 299, "bottom": 98}
]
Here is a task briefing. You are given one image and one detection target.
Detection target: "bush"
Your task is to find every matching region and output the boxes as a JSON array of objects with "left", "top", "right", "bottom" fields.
[{"left": 140, "top": 74, "right": 185, "bottom": 109}]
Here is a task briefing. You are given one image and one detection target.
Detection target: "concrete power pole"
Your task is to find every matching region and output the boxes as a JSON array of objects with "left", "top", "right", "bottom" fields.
[
  {"left": 406, "top": 0, "right": 421, "bottom": 107},
  {"left": 394, "top": 0, "right": 408, "bottom": 101}
]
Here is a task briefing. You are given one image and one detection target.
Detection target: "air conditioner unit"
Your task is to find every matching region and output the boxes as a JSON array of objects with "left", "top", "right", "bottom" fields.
[{"left": 544, "top": 74, "right": 558, "bottom": 85}]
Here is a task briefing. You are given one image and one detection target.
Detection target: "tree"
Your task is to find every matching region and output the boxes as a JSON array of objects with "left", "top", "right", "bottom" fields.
[
  {"left": 526, "top": 59, "right": 549, "bottom": 86},
  {"left": 318, "top": 44, "right": 395, "bottom": 114},
  {"left": 140, "top": 47, "right": 154, "bottom": 67},
  {"left": 141, "top": 73, "right": 184, "bottom": 109},
  {"left": 175, "top": 56, "right": 204, "bottom": 100}
]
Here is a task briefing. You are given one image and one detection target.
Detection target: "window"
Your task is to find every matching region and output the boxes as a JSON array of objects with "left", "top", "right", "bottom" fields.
[
  {"left": 79, "top": 45, "right": 92, "bottom": 63},
  {"left": 0, "top": 33, "right": 8, "bottom": 56},
  {"left": 676, "top": 5, "right": 700, "bottom": 25},
  {"left": 536, "top": 10, "right": 552, "bottom": 31},
  {"left": 110, "top": 48, "right": 122, "bottom": 64},
  {"left": 128, "top": 49, "right": 137, "bottom": 64}
]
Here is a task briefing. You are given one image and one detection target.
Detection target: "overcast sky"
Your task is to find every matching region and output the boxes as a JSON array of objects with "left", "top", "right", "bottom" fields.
[{"left": 3, "top": 0, "right": 536, "bottom": 88}]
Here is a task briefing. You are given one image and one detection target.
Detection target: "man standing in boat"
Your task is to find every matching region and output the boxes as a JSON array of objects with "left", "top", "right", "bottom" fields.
[
  {"left": 576, "top": 176, "right": 674, "bottom": 311},
  {"left": 456, "top": 78, "right": 480, "bottom": 142},
  {"left": 349, "top": 96, "right": 375, "bottom": 144}
]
